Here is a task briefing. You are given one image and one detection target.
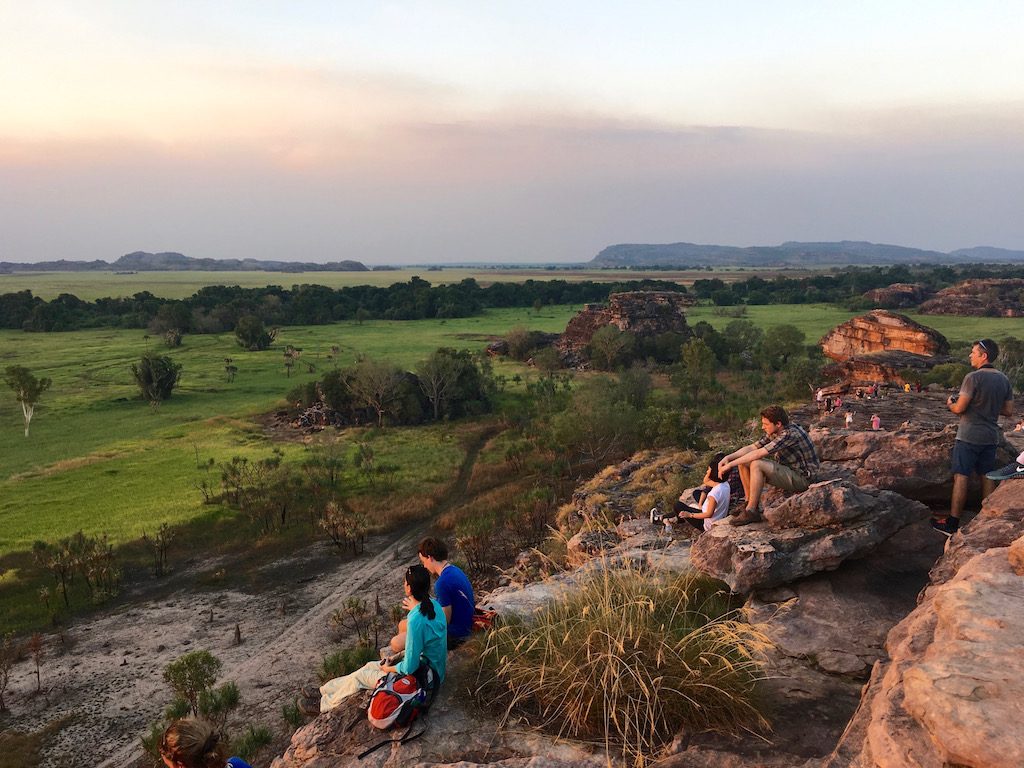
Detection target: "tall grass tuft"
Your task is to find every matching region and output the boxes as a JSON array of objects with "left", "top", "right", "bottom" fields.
[{"left": 472, "top": 565, "right": 771, "bottom": 767}]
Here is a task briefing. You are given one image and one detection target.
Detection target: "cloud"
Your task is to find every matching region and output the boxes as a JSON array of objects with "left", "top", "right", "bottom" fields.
[{"left": 2, "top": 104, "right": 1023, "bottom": 263}]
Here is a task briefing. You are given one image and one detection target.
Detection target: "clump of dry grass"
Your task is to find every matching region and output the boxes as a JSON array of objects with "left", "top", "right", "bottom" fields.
[{"left": 472, "top": 565, "right": 771, "bottom": 767}]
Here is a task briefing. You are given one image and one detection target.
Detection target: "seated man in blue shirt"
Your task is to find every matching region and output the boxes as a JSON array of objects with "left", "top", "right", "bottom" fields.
[{"left": 389, "top": 536, "right": 475, "bottom": 653}]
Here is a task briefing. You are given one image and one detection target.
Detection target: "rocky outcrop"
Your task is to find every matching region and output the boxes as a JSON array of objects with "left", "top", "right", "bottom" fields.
[
  {"left": 861, "top": 284, "right": 930, "bottom": 308},
  {"left": 690, "top": 481, "right": 930, "bottom": 594},
  {"left": 821, "top": 311, "right": 948, "bottom": 361},
  {"left": 824, "top": 481, "right": 1024, "bottom": 768},
  {"left": 919, "top": 278, "right": 1024, "bottom": 317},
  {"left": 819, "top": 311, "right": 948, "bottom": 385},
  {"left": 555, "top": 291, "right": 692, "bottom": 366}
]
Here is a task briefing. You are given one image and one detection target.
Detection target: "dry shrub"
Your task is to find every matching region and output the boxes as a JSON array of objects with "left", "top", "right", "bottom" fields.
[
  {"left": 473, "top": 564, "right": 771, "bottom": 767},
  {"left": 348, "top": 491, "right": 438, "bottom": 531}
]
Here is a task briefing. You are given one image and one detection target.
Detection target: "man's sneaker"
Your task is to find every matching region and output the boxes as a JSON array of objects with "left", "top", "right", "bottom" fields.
[
  {"left": 931, "top": 516, "right": 960, "bottom": 538},
  {"left": 297, "top": 695, "right": 322, "bottom": 717},
  {"left": 300, "top": 684, "right": 321, "bottom": 699},
  {"left": 986, "top": 461, "right": 1024, "bottom": 481}
]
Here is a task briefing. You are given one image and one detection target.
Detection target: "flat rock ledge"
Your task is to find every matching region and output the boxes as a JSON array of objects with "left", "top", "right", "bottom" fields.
[
  {"left": 823, "top": 481, "right": 1024, "bottom": 768},
  {"left": 691, "top": 480, "right": 930, "bottom": 594}
]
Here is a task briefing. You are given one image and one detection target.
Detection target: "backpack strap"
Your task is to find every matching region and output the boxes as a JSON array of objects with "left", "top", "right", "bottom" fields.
[{"left": 356, "top": 721, "right": 427, "bottom": 760}]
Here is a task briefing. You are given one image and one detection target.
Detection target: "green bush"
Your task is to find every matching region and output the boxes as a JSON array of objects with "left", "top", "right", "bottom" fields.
[
  {"left": 473, "top": 566, "right": 770, "bottom": 767},
  {"left": 318, "top": 645, "right": 378, "bottom": 683}
]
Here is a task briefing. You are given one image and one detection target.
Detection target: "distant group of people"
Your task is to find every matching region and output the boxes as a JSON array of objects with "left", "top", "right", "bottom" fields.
[{"left": 158, "top": 537, "right": 475, "bottom": 768}]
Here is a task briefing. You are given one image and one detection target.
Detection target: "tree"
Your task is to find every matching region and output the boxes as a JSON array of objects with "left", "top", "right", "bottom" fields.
[
  {"left": 234, "top": 315, "right": 276, "bottom": 351},
  {"left": 416, "top": 348, "right": 464, "bottom": 420},
  {"left": 4, "top": 365, "right": 52, "bottom": 437},
  {"left": 0, "top": 633, "right": 18, "bottom": 712},
  {"left": 588, "top": 325, "right": 634, "bottom": 370},
  {"left": 131, "top": 353, "right": 182, "bottom": 403},
  {"left": 163, "top": 650, "right": 222, "bottom": 716},
  {"left": 761, "top": 325, "right": 806, "bottom": 370},
  {"left": 672, "top": 338, "right": 719, "bottom": 405},
  {"left": 346, "top": 358, "right": 404, "bottom": 427}
]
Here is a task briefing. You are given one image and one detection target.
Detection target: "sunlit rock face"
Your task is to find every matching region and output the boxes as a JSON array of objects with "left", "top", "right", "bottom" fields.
[{"left": 920, "top": 277, "right": 1024, "bottom": 317}]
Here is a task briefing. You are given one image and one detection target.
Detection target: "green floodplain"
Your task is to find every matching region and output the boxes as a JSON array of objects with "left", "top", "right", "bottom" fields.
[{"left": 3, "top": 269, "right": 1024, "bottom": 632}]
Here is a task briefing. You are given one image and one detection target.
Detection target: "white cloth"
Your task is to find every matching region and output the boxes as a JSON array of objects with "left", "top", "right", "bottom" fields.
[
  {"left": 703, "top": 482, "right": 731, "bottom": 531},
  {"left": 319, "top": 660, "right": 388, "bottom": 712}
]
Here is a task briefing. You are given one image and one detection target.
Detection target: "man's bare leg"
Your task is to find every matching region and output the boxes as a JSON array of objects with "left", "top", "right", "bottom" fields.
[
  {"left": 981, "top": 475, "right": 997, "bottom": 500},
  {"left": 746, "top": 460, "right": 767, "bottom": 512},
  {"left": 950, "top": 473, "right": 969, "bottom": 520},
  {"left": 737, "top": 463, "right": 752, "bottom": 500},
  {"left": 389, "top": 618, "right": 408, "bottom": 653}
]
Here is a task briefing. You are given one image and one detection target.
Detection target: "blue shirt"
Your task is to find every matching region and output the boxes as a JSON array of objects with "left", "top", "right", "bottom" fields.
[
  {"left": 435, "top": 564, "right": 474, "bottom": 639},
  {"left": 397, "top": 597, "right": 447, "bottom": 682},
  {"left": 227, "top": 759, "right": 254, "bottom": 768}
]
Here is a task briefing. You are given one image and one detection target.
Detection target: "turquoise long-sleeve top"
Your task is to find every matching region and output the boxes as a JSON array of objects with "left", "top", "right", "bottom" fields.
[{"left": 396, "top": 597, "right": 448, "bottom": 682}]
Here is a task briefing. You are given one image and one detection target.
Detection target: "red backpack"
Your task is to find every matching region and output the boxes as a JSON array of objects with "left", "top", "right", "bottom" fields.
[{"left": 357, "top": 661, "right": 438, "bottom": 759}]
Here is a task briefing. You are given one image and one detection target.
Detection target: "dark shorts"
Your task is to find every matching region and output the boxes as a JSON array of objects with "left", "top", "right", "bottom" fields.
[
  {"left": 447, "top": 633, "right": 469, "bottom": 651},
  {"left": 951, "top": 440, "right": 997, "bottom": 477}
]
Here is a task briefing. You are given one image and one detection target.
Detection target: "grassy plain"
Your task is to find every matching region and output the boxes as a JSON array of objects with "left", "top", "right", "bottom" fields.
[{"left": 0, "top": 266, "right": 803, "bottom": 300}]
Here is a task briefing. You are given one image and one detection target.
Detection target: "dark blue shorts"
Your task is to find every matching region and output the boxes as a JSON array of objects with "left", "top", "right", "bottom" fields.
[{"left": 951, "top": 440, "right": 997, "bottom": 477}]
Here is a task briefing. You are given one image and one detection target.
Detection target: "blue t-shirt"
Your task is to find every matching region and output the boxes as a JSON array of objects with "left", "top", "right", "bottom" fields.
[
  {"left": 227, "top": 758, "right": 253, "bottom": 768},
  {"left": 435, "top": 564, "right": 474, "bottom": 639}
]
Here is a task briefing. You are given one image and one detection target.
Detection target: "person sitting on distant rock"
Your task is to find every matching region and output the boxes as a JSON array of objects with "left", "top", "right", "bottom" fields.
[
  {"left": 159, "top": 718, "right": 253, "bottom": 768},
  {"left": 871, "top": 413, "right": 881, "bottom": 431},
  {"left": 391, "top": 537, "right": 475, "bottom": 652},
  {"left": 668, "top": 453, "right": 729, "bottom": 533},
  {"left": 303, "top": 564, "right": 447, "bottom": 715},
  {"left": 719, "top": 405, "right": 820, "bottom": 526},
  {"left": 845, "top": 411, "right": 854, "bottom": 429}
]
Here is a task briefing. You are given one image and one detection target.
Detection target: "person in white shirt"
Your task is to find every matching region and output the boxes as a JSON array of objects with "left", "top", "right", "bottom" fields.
[{"left": 670, "top": 453, "right": 730, "bottom": 533}]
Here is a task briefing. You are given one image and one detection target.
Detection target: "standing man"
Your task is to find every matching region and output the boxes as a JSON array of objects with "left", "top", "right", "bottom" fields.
[
  {"left": 933, "top": 339, "right": 1013, "bottom": 537},
  {"left": 417, "top": 537, "right": 475, "bottom": 648},
  {"left": 719, "top": 405, "right": 819, "bottom": 526}
]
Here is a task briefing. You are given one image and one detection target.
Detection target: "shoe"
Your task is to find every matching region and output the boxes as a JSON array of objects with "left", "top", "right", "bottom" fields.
[
  {"left": 300, "top": 684, "right": 321, "bottom": 699},
  {"left": 297, "top": 695, "right": 322, "bottom": 717},
  {"left": 986, "top": 461, "right": 1024, "bottom": 481},
  {"left": 931, "top": 516, "right": 960, "bottom": 538},
  {"left": 729, "top": 507, "right": 762, "bottom": 526}
]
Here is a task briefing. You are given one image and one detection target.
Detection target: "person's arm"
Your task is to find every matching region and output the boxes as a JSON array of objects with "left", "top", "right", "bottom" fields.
[
  {"left": 435, "top": 575, "right": 454, "bottom": 624},
  {"left": 393, "top": 609, "right": 423, "bottom": 676},
  {"left": 1001, "top": 399, "right": 1014, "bottom": 417},
  {"left": 689, "top": 494, "right": 718, "bottom": 520},
  {"left": 948, "top": 391, "right": 971, "bottom": 415},
  {"left": 720, "top": 445, "right": 768, "bottom": 475}
]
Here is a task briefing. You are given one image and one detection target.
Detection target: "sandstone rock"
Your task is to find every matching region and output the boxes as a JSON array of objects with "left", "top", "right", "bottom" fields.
[
  {"left": 824, "top": 482, "right": 1024, "bottom": 768},
  {"left": 820, "top": 311, "right": 948, "bottom": 361},
  {"left": 861, "top": 283, "right": 931, "bottom": 308},
  {"left": 555, "top": 291, "right": 691, "bottom": 366},
  {"left": 690, "top": 481, "right": 930, "bottom": 593},
  {"left": 919, "top": 277, "right": 1024, "bottom": 317},
  {"left": 566, "top": 528, "right": 621, "bottom": 558},
  {"left": 819, "top": 311, "right": 948, "bottom": 385}
]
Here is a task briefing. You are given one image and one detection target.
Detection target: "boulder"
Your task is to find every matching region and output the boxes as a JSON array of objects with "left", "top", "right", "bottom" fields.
[
  {"left": 861, "top": 283, "right": 931, "bottom": 309},
  {"left": 919, "top": 277, "right": 1024, "bottom": 317},
  {"left": 690, "top": 480, "right": 930, "bottom": 593},
  {"left": 824, "top": 481, "right": 1024, "bottom": 768},
  {"left": 819, "top": 311, "right": 948, "bottom": 385},
  {"left": 555, "top": 291, "right": 691, "bottom": 366},
  {"left": 813, "top": 424, "right": 957, "bottom": 505}
]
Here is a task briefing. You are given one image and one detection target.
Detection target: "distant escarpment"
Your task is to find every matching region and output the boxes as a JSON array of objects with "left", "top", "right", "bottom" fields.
[
  {"left": 588, "top": 240, "right": 1024, "bottom": 268},
  {"left": 861, "top": 283, "right": 931, "bottom": 308},
  {"left": 0, "top": 251, "right": 369, "bottom": 273},
  {"left": 919, "top": 278, "right": 1024, "bottom": 316}
]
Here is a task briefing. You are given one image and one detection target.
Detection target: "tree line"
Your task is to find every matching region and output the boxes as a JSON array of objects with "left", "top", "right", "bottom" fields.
[{"left": 0, "top": 277, "right": 684, "bottom": 332}]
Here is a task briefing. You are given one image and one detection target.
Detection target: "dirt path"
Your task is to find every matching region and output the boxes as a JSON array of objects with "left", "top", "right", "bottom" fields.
[{"left": 2, "top": 426, "right": 499, "bottom": 768}]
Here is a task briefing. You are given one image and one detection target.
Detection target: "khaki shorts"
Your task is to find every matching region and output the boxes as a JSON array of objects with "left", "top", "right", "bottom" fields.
[{"left": 761, "top": 460, "right": 811, "bottom": 493}]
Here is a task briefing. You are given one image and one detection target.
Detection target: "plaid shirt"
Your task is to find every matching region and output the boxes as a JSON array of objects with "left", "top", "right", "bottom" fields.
[{"left": 755, "top": 423, "right": 819, "bottom": 478}]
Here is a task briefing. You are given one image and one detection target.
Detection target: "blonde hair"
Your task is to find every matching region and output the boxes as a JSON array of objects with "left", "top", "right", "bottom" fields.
[{"left": 159, "top": 718, "right": 227, "bottom": 768}]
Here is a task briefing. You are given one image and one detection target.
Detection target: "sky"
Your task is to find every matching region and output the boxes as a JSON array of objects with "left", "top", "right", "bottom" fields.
[{"left": 1, "top": 1, "right": 1023, "bottom": 265}]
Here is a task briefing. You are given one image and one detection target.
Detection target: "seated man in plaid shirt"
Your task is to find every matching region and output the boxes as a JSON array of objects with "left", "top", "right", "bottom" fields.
[{"left": 718, "top": 404, "right": 819, "bottom": 526}]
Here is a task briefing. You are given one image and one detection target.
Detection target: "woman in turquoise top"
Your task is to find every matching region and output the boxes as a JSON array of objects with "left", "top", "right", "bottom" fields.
[{"left": 315, "top": 564, "right": 447, "bottom": 712}]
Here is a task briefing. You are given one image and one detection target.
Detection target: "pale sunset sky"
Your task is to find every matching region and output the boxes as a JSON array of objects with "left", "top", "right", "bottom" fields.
[{"left": 1, "top": 1, "right": 1022, "bottom": 264}]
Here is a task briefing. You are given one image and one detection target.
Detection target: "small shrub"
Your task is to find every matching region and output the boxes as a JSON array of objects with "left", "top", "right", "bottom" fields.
[
  {"left": 472, "top": 565, "right": 771, "bottom": 767},
  {"left": 282, "top": 701, "right": 304, "bottom": 729},
  {"left": 318, "top": 645, "right": 378, "bottom": 683},
  {"left": 231, "top": 724, "right": 273, "bottom": 761}
]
